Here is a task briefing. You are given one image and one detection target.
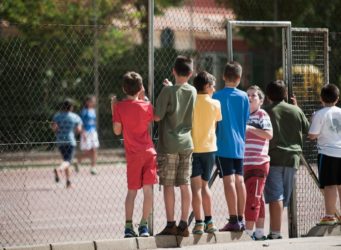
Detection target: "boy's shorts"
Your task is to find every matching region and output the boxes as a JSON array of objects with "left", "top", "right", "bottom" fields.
[
  {"left": 191, "top": 152, "right": 215, "bottom": 181},
  {"left": 264, "top": 166, "right": 296, "bottom": 207},
  {"left": 80, "top": 130, "right": 100, "bottom": 151},
  {"left": 318, "top": 154, "right": 341, "bottom": 188},
  {"left": 216, "top": 156, "right": 243, "bottom": 177},
  {"left": 157, "top": 149, "right": 192, "bottom": 186},
  {"left": 126, "top": 148, "right": 157, "bottom": 190},
  {"left": 58, "top": 144, "right": 75, "bottom": 163}
]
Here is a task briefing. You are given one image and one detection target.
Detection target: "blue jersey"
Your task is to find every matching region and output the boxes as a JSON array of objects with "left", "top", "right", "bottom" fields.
[
  {"left": 80, "top": 108, "right": 97, "bottom": 132},
  {"left": 53, "top": 112, "right": 82, "bottom": 146},
  {"left": 213, "top": 87, "right": 250, "bottom": 159}
]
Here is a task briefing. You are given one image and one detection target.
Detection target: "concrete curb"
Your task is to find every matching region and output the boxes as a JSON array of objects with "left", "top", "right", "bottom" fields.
[
  {"left": 3, "top": 232, "right": 250, "bottom": 250},
  {"left": 4, "top": 226, "right": 341, "bottom": 250}
]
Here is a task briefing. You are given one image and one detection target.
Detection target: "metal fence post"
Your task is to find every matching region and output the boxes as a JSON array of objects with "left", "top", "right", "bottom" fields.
[
  {"left": 288, "top": 175, "right": 298, "bottom": 238},
  {"left": 148, "top": 0, "right": 155, "bottom": 236}
]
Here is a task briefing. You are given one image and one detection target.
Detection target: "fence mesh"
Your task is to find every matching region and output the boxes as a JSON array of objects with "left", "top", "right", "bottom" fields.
[{"left": 1, "top": 2, "right": 340, "bottom": 247}]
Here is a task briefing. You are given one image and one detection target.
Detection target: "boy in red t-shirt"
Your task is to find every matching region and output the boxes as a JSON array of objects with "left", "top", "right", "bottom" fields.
[{"left": 111, "top": 71, "right": 157, "bottom": 238}]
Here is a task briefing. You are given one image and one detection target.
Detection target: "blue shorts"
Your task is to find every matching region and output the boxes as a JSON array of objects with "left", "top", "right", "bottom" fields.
[
  {"left": 264, "top": 166, "right": 296, "bottom": 207},
  {"left": 191, "top": 152, "right": 215, "bottom": 181},
  {"left": 216, "top": 156, "right": 243, "bottom": 177},
  {"left": 58, "top": 145, "right": 75, "bottom": 163}
]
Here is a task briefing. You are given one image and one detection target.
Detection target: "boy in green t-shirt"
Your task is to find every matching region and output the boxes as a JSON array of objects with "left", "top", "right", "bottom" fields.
[{"left": 154, "top": 55, "right": 197, "bottom": 237}]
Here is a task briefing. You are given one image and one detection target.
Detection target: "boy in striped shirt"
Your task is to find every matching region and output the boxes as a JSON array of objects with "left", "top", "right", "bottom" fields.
[{"left": 244, "top": 85, "right": 273, "bottom": 240}]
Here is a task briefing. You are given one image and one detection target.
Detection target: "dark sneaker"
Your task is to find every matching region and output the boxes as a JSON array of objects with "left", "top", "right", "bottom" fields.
[
  {"left": 205, "top": 220, "right": 217, "bottom": 233},
  {"left": 54, "top": 169, "right": 60, "bottom": 183},
  {"left": 124, "top": 227, "right": 138, "bottom": 238},
  {"left": 219, "top": 221, "right": 241, "bottom": 232},
  {"left": 157, "top": 224, "right": 178, "bottom": 236},
  {"left": 138, "top": 224, "right": 150, "bottom": 237},
  {"left": 267, "top": 233, "right": 283, "bottom": 240},
  {"left": 177, "top": 224, "right": 190, "bottom": 237},
  {"left": 192, "top": 222, "right": 205, "bottom": 235},
  {"left": 251, "top": 232, "right": 267, "bottom": 241}
]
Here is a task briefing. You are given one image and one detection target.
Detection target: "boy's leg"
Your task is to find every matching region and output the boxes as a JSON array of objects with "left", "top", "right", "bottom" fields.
[
  {"left": 324, "top": 185, "right": 338, "bottom": 215},
  {"left": 179, "top": 184, "right": 192, "bottom": 222},
  {"left": 235, "top": 174, "right": 246, "bottom": 219},
  {"left": 89, "top": 148, "right": 97, "bottom": 174},
  {"left": 201, "top": 180, "right": 212, "bottom": 218},
  {"left": 125, "top": 189, "right": 138, "bottom": 221},
  {"left": 191, "top": 176, "right": 203, "bottom": 221},
  {"left": 222, "top": 174, "right": 237, "bottom": 216},
  {"left": 269, "top": 200, "right": 283, "bottom": 233},
  {"left": 164, "top": 185, "right": 175, "bottom": 221},
  {"left": 142, "top": 184, "right": 153, "bottom": 220},
  {"left": 338, "top": 185, "right": 341, "bottom": 212}
]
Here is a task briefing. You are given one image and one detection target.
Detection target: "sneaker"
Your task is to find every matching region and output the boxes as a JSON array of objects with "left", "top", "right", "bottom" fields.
[
  {"left": 192, "top": 222, "right": 205, "bottom": 235},
  {"left": 53, "top": 169, "right": 60, "bottom": 183},
  {"left": 204, "top": 220, "right": 217, "bottom": 233},
  {"left": 138, "top": 224, "right": 150, "bottom": 237},
  {"left": 267, "top": 233, "right": 283, "bottom": 240},
  {"left": 318, "top": 216, "right": 337, "bottom": 225},
  {"left": 177, "top": 224, "right": 190, "bottom": 237},
  {"left": 124, "top": 227, "right": 138, "bottom": 238},
  {"left": 251, "top": 232, "right": 267, "bottom": 241},
  {"left": 219, "top": 221, "right": 241, "bottom": 232},
  {"left": 90, "top": 168, "right": 97, "bottom": 175},
  {"left": 239, "top": 220, "right": 245, "bottom": 231},
  {"left": 157, "top": 224, "right": 178, "bottom": 236}
]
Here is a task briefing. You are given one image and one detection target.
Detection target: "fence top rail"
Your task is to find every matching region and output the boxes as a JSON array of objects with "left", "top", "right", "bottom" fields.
[
  {"left": 292, "top": 27, "right": 328, "bottom": 33},
  {"left": 227, "top": 20, "right": 291, "bottom": 28}
]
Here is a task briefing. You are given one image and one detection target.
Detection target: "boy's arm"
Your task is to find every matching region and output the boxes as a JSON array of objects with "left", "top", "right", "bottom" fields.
[
  {"left": 111, "top": 95, "right": 122, "bottom": 135},
  {"left": 51, "top": 122, "right": 58, "bottom": 133},
  {"left": 307, "top": 133, "right": 318, "bottom": 140},
  {"left": 246, "top": 125, "right": 273, "bottom": 140},
  {"left": 154, "top": 86, "right": 169, "bottom": 122}
]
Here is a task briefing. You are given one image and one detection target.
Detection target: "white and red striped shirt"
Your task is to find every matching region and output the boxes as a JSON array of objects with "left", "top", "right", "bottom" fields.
[{"left": 244, "top": 109, "right": 272, "bottom": 166}]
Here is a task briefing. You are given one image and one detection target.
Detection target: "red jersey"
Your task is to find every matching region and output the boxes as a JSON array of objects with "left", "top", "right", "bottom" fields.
[{"left": 113, "top": 99, "right": 154, "bottom": 154}]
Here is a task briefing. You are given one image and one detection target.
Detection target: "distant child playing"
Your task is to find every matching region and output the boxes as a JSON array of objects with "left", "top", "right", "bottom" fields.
[
  {"left": 191, "top": 71, "right": 222, "bottom": 234},
  {"left": 77, "top": 95, "right": 99, "bottom": 175},
  {"left": 308, "top": 84, "right": 341, "bottom": 225},
  {"left": 155, "top": 55, "right": 196, "bottom": 237},
  {"left": 213, "top": 61, "right": 250, "bottom": 231},
  {"left": 244, "top": 85, "right": 273, "bottom": 240},
  {"left": 52, "top": 98, "right": 82, "bottom": 188},
  {"left": 112, "top": 71, "right": 157, "bottom": 238}
]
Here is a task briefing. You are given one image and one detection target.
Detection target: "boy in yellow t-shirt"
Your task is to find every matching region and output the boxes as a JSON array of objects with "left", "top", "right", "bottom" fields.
[{"left": 191, "top": 71, "right": 222, "bottom": 234}]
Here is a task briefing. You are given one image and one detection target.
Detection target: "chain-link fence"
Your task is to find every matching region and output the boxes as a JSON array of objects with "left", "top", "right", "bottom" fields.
[{"left": 1, "top": 1, "right": 341, "bottom": 247}]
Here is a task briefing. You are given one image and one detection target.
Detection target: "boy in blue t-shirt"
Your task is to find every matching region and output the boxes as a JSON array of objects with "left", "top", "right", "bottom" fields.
[
  {"left": 213, "top": 61, "right": 250, "bottom": 231},
  {"left": 52, "top": 98, "right": 82, "bottom": 188}
]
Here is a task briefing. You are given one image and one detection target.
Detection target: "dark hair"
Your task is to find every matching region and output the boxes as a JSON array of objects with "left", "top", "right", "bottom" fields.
[
  {"left": 122, "top": 71, "right": 143, "bottom": 96},
  {"left": 266, "top": 80, "right": 287, "bottom": 102},
  {"left": 223, "top": 61, "right": 242, "bottom": 82},
  {"left": 247, "top": 85, "right": 265, "bottom": 100},
  {"left": 61, "top": 98, "right": 74, "bottom": 111},
  {"left": 174, "top": 55, "right": 193, "bottom": 77},
  {"left": 321, "top": 84, "right": 340, "bottom": 104},
  {"left": 193, "top": 71, "right": 216, "bottom": 92}
]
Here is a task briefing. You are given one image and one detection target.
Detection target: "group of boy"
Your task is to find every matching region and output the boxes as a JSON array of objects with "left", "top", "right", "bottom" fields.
[{"left": 110, "top": 55, "right": 341, "bottom": 240}]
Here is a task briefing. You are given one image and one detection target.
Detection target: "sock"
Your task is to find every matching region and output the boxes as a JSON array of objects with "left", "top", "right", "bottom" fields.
[
  {"left": 245, "top": 229, "right": 253, "bottom": 236},
  {"left": 325, "top": 214, "right": 335, "bottom": 218},
  {"left": 167, "top": 221, "right": 176, "bottom": 228},
  {"left": 204, "top": 216, "right": 212, "bottom": 223},
  {"left": 140, "top": 218, "right": 148, "bottom": 226},
  {"left": 178, "top": 220, "right": 188, "bottom": 229},
  {"left": 270, "top": 231, "right": 281, "bottom": 238},
  {"left": 195, "top": 220, "right": 203, "bottom": 224},
  {"left": 229, "top": 215, "right": 238, "bottom": 224},
  {"left": 237, "top": 215, "right": 244, "bottom": 222},
  {"left": 255, "top": 228, "right": 264, "bottom": 238},
  {"left": 125, "top": 220, "right": 133, "bottom": 229}
]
